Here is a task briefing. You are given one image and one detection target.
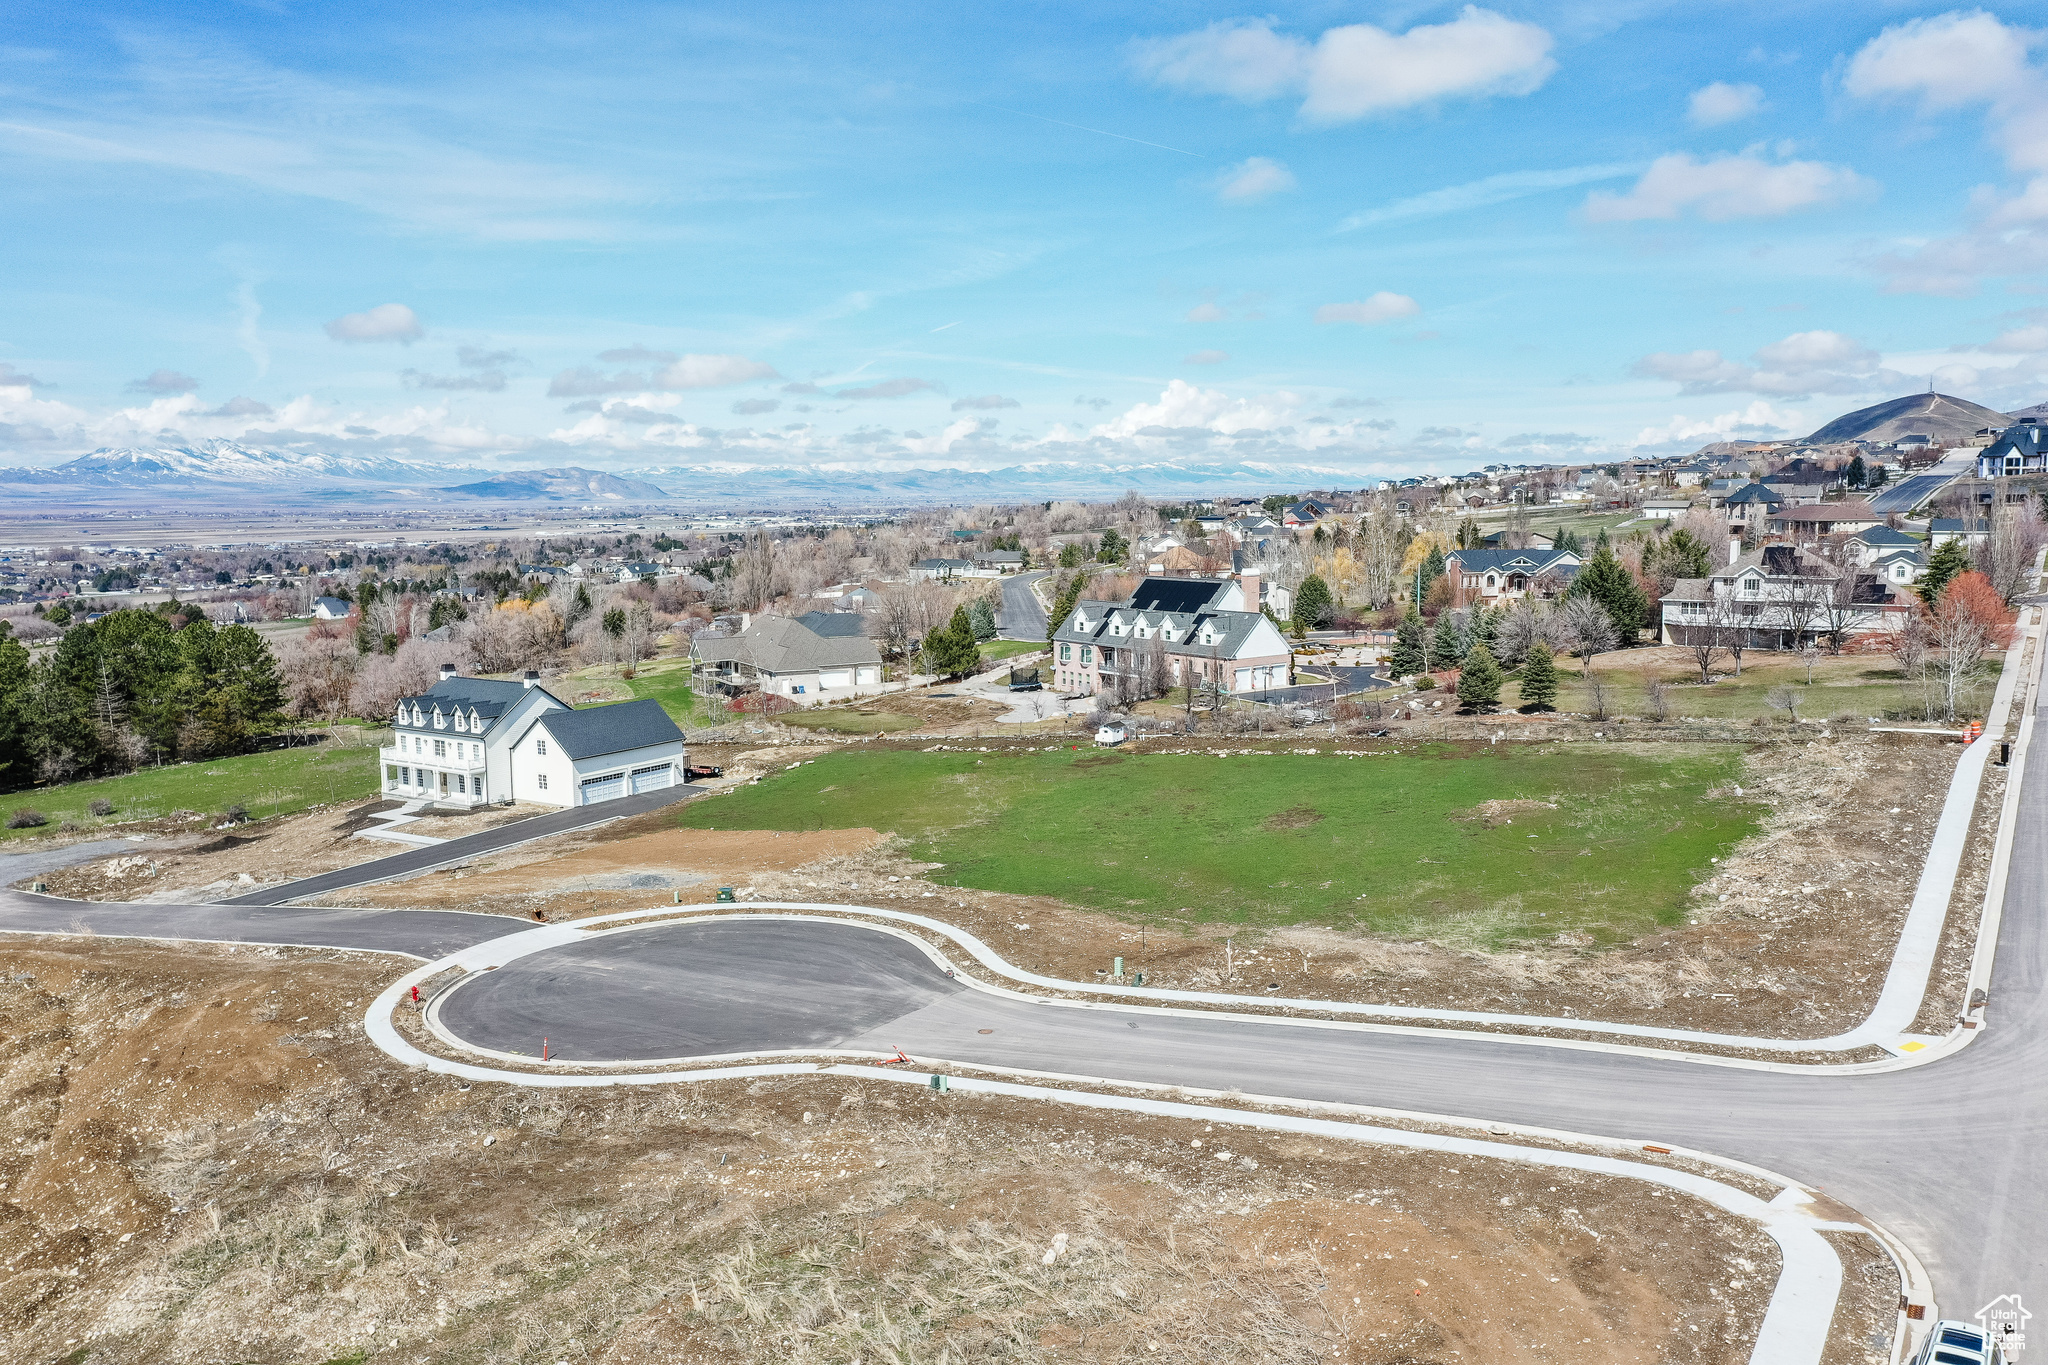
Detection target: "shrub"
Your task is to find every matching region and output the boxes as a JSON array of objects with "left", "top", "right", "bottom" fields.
[
  {"left": 88, "top": 797, "right": 115, "bottom": 817},
  {"left": 222, "top": 804, "right": 249, "bottom": 824},
  {"left": 6, "top": 807, "right": 47, "bottom": 829},
  {"left": 1411, "top": 676, "right": 1436, "bottom": 691}
]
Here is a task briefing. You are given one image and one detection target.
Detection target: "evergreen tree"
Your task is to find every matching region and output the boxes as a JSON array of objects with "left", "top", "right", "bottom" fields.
[
  {"left": 1096, "top": 528, "right": 1128, "bottom": 563},
  {"left": 1919, "top": 537, "right": 1974, "bottom": 606},
  {"left": 1292, "top": 574, "right": 1335, "bottom": 630},
  {"left": 1047, "top": 573, "right": 1086, "bottom": 646},
  {"left": 969, "top": 595, "right": 998, "bottom": 641},
  {"left": 1517, "top": 642, "right": 1558, "bottom": 712},
  {"left": 0, "top": 634, "right": 29, "bottom": 788},
  {"left": 1570, "top": 541, "right": 1650, "bottom": 641},
  {"left": 1472, "top": 605, "right": 1502, "bottom": 657},
  {"left": 1456, "top": 644, "right": 1502, "bottom": 712},
  {"left": 1846, "top": 455, "right": 1867, "bottom": 489},
  {"left": 924, "top": 606, "right": 982, "bottom": 678},
  {"left": 1870, "top": 464, "right": 1889, "bottom": 488},
  {"left": 1662, "top": 529, "right": 1712, "bottom": 581},
  {"left": 1057, "top": 542, "right": 1083, "bottom": 568},
  {"left": 1432, "top": 613, "right": 1466, "bottom": 667},
  {"left": 1456, "top": 516, "right": 1481, "bottom": 549},
  {"left": 1388, "top": 605, "right": 1427, "bottom": 679},
  {"left": 1553, "top": 528, "right": 1582, "bottom": 555},
  {"left": 1420, "top": 544, "right": 1448, "bottom": 596}
]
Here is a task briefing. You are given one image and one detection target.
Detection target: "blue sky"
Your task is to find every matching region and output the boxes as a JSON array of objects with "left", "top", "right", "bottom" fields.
[{"left": 4, "top": 2, "right": 2048, "bottom": 478}]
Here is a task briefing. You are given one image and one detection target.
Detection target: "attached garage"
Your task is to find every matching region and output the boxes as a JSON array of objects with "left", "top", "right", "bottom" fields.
[
  {"left": 580, "top": 771, "right": 625, "bottom": 805},
  {"left": 819, "top": 669, "right": 853, "bottom": 689},
  {"left": 630, "top": 762, "right": 674, "bottom": 794}
]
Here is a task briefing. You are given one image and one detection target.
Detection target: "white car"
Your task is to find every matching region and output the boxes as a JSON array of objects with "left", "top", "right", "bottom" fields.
[{"left": 1912, "top": 1320, "right": 2007, "bottom": 1365}]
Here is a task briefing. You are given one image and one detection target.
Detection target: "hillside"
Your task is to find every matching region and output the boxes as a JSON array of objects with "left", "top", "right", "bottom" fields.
[{"left": 1802, "top": 392, "right": 2012, "bottom": 445}]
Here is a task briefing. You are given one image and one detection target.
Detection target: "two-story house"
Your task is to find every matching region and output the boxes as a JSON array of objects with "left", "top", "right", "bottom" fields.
[
  {"left": 1051, "top": 574, "right": 1292, "bottom": 698},
  {"left": 1659, "top": 545, "right": 1907, "bottom": 650},
  {"left": 1443, "top": 546, "right": 1582, "bottom": 608},
  {"left": 1975, "top": 420, "right": 2047, "bottom": 478},
  {"left": 1722, "top": 483, "right": 1784, "bottom": 528},
  {"left": 690, "top": 611, "right": 885, "bottom": 703},
  {"left": 380, "top": 667, "right": 686, "bottom": 808}
]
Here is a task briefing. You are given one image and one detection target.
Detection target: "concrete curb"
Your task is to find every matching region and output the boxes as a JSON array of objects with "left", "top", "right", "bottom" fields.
[{"left": 361, "top": 956, "right": 1876, "bottom": 1365}]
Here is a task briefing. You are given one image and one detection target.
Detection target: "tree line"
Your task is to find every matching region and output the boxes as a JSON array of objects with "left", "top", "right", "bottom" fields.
[{"left": 0, "top": 607, "right": 286, "bottom": 791}]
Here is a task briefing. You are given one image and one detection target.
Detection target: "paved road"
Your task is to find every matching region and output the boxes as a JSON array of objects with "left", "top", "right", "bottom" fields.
[
  {"left": 217, "top": 785, "right": 702, "bottom": 906},
  {"left": 1865, "top": 450, "right": 1974, "bottom": 515},
  {"left": 0, "top": 889, "right": 527, "bottom": 959},
  {"left": 1246, "top": 664, "right": 1390, "bottom": 707},
  {"left": 0, "top": 838, "right": 189, "bottom": 887},
  {"left": 996, "top": 570, "right": 1049, "bottom": 640}
]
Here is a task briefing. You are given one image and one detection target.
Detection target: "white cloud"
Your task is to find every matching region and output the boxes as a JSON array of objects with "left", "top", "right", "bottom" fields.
[
  {"left": 205, "top": 396, "right": 274, "bottom": 417},
  {"left": 1338, "top": 163, "right": 1635, "bottom": 231},
  {"left": 548, "top": 353, "right": 778, "bottom": 397},
  {"left": 1212, "top": 156, "right": 1296, "bottom": 203},
  {"left": 837, "top": 377, "right": 937, "bottom": 400},
  {"left": 950, "top": 394, "right": 1019, "bottom": 411},
  {"left": 731, "top": 397, "right": 780, "bottom": 415},
  {"left": 403, "top": 368, "right": 506, "bottom": 392},
  {"left": 1845, "top": 12, "right": 2048, "bottom": 294},
  {"left": 1632, "top": 329, "right": 1891, "bottom": 398},
  {"left": 1985, "top": 325, "right": 2048, "bottom": 353},
  {"left": 1584, "top": 152, "right": 1868, "bottom": 222},
  {"left": 1315, "top": 292, "right": 1421, "bottom": 326},
  {"left": 1184, "top": 301, "right": 1227, "bottom": 323},
  {"left": 325, "top": 303, "right": 424, "bottom": 344},
  {"left": 1687, "top": 82, "right": 1765, "bottom": 127},
  {"left": 1632, "top": 399, "right": 1802, "bottom": 447},
  {"left": 1133, "top": 7, "right": 1554, "bottom": 125},
  {"left": 1183, "top": 350, "right": 1230, "bottom": 365},
  {"left": 1093, "top": 379, "right": 1295, "bottom": 439}
]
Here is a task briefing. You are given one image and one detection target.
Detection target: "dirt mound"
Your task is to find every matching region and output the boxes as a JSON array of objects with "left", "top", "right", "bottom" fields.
[
  {"left": 1449, "top": 799, "right": 1558, "bottom": 828},
  {"left": 1263, "top": 804, "right": 1326, "bottom": 831}
]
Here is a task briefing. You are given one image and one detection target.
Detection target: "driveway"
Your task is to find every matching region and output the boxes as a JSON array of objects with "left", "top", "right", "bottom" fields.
[
  {"left": 995, "top": 570, "right": 1049, "bottom": 639},
  {"left": 1244, "top": 663, "right": 1390, "bottom": 707}
]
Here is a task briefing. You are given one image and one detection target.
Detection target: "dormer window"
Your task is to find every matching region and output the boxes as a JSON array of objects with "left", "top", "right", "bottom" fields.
[
  {"left": 453, "top": 711, "right": 467, "bottom": 732},
  {"left": 410, "top": 704, "right": 424, "bottom": 726},
  {"left": 469, "top": 709, "right": 482, "bottom": 731},
  {"left": 432, "top": 707, "right": 447, "bottom": 729}
]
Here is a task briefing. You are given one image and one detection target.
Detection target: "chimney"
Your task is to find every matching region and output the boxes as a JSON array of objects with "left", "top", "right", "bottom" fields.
[
  {"left": 1729, "top": 536, "right": 1742, "bottom": 566},
  {"left": 439, "top": 662, "right": 457, "bottom": 680},
  {"left": 1237, "top": 569, "right": 1261, "bottom": 611},
  {"left": 523, "top": 669, "right": 541, "bottom": 690}
]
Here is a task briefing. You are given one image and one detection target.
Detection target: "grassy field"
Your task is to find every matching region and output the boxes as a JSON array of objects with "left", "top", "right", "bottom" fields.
[
  {"left": 678, "top": 745, "right": 1757, "bottom": 947},
  {"left": 622, "top": 661, "right": 714, "bottom": 725},
  {"left": 978, "top": 639, "right": 1044, "bottom": 663},
  {"left": 1500, "top": 647, "right": 1999, "bottom": 722},
  {"left": 2, "top": 736, "right": 381, "bottom": 840}
]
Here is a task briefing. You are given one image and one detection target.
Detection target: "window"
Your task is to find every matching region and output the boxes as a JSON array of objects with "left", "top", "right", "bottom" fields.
[
  {"left": 537, "top": 773, "right": 549, "bottom": 790},
  {"left": 1081, "top": 645, "right": 1093, "bottom": 663},
  {"left": 455, "top": 774, "right": 466, "bottom": 793},
  {"left": 536, "top": 739, "right": 548, "bottom": 756},
  {"left": 414, "top": 737, "right": 423, "bottom": 754},
  {"left": 453, "top": 712, "right": 466, "bottom": 732},
  {"left": 1059, "top": 644, "right": 1070, "bottom": 661},
  {"left": 433, "top": 740, "right": 446, "bottom": 757}
]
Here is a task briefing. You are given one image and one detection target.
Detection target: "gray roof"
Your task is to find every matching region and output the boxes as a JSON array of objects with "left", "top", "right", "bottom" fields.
[
  {"left": 536, "top": 698, "right": 684, "bottom": 760},
  {"left": 914, "top": 557, "right": 973, "bottom": 570},
  {"left": 1930, "top": 518, "right": 1991, "bottom": 533},
  {"left": 1848, "top": 525, "right": 1919, "bottom": 548},
  {"left": 692, "top": 611, "right": 882, "bottom": 674},
  {"left": 1443, "top": 547, "right": 1579, "bottom": 576},
  {"left": 1723, "top": 483, "right": 1783, "bottom": 504},
  {"left": 313, "top": 595, "right": 351, "bottom": 612},
  {"left": 399, "top": 675, "right": 550, "bottom": 720}
]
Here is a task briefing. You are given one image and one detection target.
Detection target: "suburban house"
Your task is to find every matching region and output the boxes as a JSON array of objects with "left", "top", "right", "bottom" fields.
[
  {"left": 1638, "top": 499, "right": 1695, "bottom": 520},
  {"left": 1975, "top": 421, "right": 2048, "bottom": 478},
  {"left": 1929, "top": 518, "right": 1992, "bottom": 548},
  {"left": 972, "top": 550, "right": 1027, "bottom": 573},
  {"left": 909, "top": 557, "right": 973, "bottom": 581},
  {"left": 1282, "top": 498, "right": 1333, "bottom": 529},
  {"left": 381, "top": 667, "right": 686, "bottom": 809},
  {"left": 1765, "top": 501, "right": 1884, "bottom": 538},
  {"left": 1870, "top": 549, "right": 1924, "bottom": 586},
  {"left": 1844, "top": 525, "right": 1920, "bottom": 564},
  {"left": 690, "top": 610, "right": 885, "bottom": 703},
  {"left": 1443, "top": 546, "right": 1582, "bottom": 608},
  {"left": 1144, "top": 544, "right": 1206, "bottom": 575},
  {"left": 1051, "top": 574, "right": 1292, "bottom": 698},
  {"left": 312, "top": 596, "right": 352, "bottom": 621},
  {"left": 615, "top": 561, "right": 664, "bottom": 582},
  {"left": 1660, "top": 545, "right": 1908, "bottom": 649},
  {"left": 1722, "top": 483, "right": 1784, "bottom": 527}
]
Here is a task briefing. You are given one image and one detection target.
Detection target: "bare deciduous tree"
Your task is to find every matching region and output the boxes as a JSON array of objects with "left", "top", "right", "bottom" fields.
[{"left": 1560, "top": 595, "right": 1616, "bottom": 671}]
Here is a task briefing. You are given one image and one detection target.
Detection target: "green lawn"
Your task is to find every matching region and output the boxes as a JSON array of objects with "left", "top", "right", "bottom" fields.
[
  {"left": 978, "top": 640, "right": 1044, "bottom": 663},
  {"left": 623, "top": 663, "right": 712, "bottom": 725},
  {"left": 2, "top": 737, "right": 381, "bottom": 839},
  {"left": 677, "top": 745, "right": 1758, "bottom": 948},
  {"left": 1502, "top": 652, "right": 1999, "bottom": 722}
]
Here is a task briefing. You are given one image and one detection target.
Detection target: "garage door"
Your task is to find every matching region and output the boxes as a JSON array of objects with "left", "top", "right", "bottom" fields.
[
  {"left": 630, "top": 763, "right": 673, "bottom": 794},
  {"left": 580, "top": 771, "right": 625, "bottom": 805}
]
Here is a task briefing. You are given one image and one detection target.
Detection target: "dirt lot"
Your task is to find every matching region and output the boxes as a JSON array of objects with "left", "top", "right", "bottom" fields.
[
  {"left": 24, "top": 801, "right": 551, "bottom": 904},
  {"left": 0, "top": 941, "right": 1882, "bottom": 1365}
]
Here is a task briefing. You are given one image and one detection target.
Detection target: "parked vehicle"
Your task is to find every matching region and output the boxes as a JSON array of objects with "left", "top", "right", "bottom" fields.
[
  {"left": 1911, "top": 1321, "right": 2006, "bottom": 1365},
  {"left": 684, "top": 765, "right": 724, "bottom": 782}
]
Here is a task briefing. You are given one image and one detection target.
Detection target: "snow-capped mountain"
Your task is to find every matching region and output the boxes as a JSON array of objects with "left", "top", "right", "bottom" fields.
[
  {"left": 0, "top": 439, "right": 1374, "bottom": 506},
  {"left": 0, "top": 439, "right": 466, "bottom": 489}
]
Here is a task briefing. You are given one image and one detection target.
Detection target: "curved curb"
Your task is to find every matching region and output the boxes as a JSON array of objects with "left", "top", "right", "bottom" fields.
[{"left": 361, "top": 950, "right": 1900, "bottom": 1365}]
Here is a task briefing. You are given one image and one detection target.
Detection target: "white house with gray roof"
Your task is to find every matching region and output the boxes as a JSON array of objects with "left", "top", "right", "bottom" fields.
[
  {"left": 690, "top": 610, "right": 884, "bottom": 703},
  {"left": 1051, "top": 574, "right": 1291, "bottom": 698},
  {"left": 381, "top": 666, "right": 685, "bottom": 809}
]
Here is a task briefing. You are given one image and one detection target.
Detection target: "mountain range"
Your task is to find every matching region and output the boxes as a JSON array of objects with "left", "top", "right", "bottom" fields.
[{"left": 0, "top": 439, "right": 1360, "bottom": 507}]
